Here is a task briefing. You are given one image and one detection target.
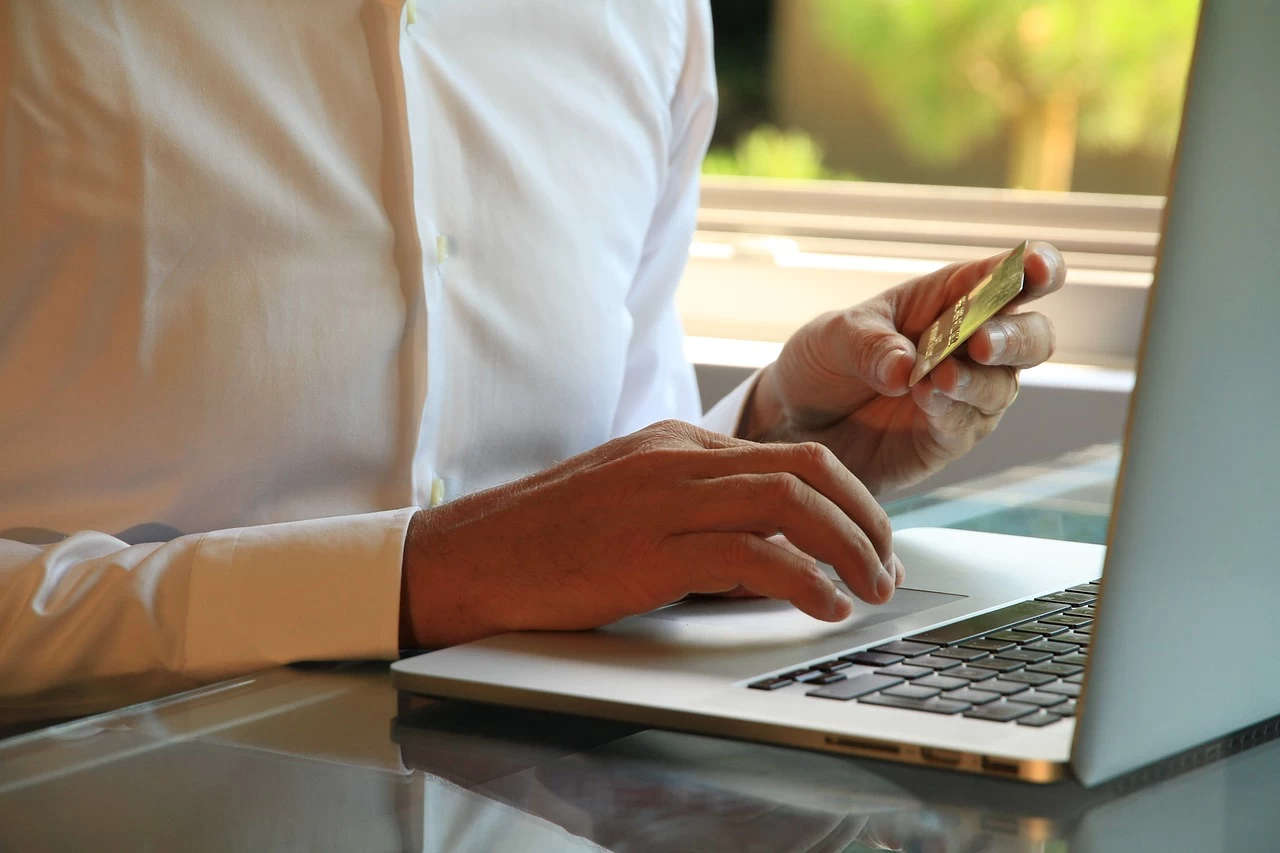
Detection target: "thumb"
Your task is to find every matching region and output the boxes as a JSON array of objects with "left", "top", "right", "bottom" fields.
[{"left": 843, "top": 310, "right": 915, "bottom": 397}]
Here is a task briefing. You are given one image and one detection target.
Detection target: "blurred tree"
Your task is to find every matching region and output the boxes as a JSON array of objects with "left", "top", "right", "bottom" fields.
[
  {"left": 702, "top": 125, "right": 856, "bottom": 179},
  {"left": 811, "top": 0, "right": 1199, "bottom": 190}
]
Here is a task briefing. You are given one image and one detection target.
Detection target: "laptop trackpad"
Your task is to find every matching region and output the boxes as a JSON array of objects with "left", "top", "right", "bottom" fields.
[{"left": 640, "top": 586, "right": 964, "bottom": 646}]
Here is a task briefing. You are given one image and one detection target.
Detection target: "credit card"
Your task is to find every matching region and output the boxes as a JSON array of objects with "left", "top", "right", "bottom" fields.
[{"left": 908, "top": 241, "right": 1027, "bottom": 386}]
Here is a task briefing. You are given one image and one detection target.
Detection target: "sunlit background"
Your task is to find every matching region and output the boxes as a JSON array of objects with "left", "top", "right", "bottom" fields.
[{"left": 705, "top": 0, "right": 1199, "bottom": 194}]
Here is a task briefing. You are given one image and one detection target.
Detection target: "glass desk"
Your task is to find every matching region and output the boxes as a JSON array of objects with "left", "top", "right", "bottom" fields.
[{"left": 4, "top": 445, "right": 1276, "bottom": 852}]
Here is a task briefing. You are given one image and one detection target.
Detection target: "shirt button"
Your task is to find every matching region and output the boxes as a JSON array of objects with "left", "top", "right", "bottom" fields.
[
  {"left": 429, "top": 476, "right": 446, "bottom": 508},
  {"left": 435, "top": 234, "right": 455, "bottom": 265}
]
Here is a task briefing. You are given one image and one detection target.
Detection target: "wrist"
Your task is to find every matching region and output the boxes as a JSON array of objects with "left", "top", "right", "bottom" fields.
[
  {"left": 398, "top": 501, "right": 516, "bottom": 649},
  {"left": 737, "top": 363, "right": 787, "bottom": 441}
]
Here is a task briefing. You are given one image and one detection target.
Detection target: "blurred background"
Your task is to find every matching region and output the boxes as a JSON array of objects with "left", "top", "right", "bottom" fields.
[
  {"left": 684, "top": 0, "right": 1200, "bottom": 498},
  {"left": 704, "top": 0, "right": 1197, "bottom": 193}
]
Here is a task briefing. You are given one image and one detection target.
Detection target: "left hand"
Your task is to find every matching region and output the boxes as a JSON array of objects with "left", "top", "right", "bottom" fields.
[{"left": 742, "top": 241, "right": 1066, "bottom": 498}]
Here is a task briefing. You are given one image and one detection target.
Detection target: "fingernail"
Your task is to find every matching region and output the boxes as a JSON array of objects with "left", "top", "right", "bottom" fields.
[
  {"left": 893, "top": 555, "right": 906, "bottom": 587},
  {"left": 986, "top": 327, "right": 1007, "bottom": 360},
  {"left": 833, "top": 590, "right": 854, "bottom": 619},
  {"left": 877, "top": 347, "right": 907, "bottom": 385},
  {"left": 875, "top": 569, "right": 895, "bottom": 602},
  {"left": 951, "top": 363, "right": 970, "bottom": 390}
]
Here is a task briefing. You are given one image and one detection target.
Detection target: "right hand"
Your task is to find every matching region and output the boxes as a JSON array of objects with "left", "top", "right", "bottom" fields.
[{"left": 399, "top": 420, "right": 902, "bottom": 649}]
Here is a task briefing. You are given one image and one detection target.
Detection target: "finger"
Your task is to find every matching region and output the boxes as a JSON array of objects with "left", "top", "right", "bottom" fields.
[
  {"left": 687, "top": 441, "right": 895, "bottom": 569},
  {"left": 930, "top": 360, "right": 1020, "bottom": 416},
  {"left": 896, "top": 242, "right": 1066, "bottom": 334},
  {"left": 670, "top": 532, "right": 854, "bottom": 622},
  {"left": 831, "top": 308, "right": 916, "bottom": 397},
  {"left": 909, "top": 379, "right": 998, "bottom": 456},
  {"left": 679, "top": 471, "right": 895, "bottom": 605},
  {"left": 694, "top": 535, "right": 807, "bottom": 599},
  {"left": 942, "top": 241, "right": 1063, "bottom": 306},
  {"left": 966, "top": 312, "right": 1056, "bottom": 368},
  {"left": 1018, "top": 240, "right": 1067, "bottom": 302}
]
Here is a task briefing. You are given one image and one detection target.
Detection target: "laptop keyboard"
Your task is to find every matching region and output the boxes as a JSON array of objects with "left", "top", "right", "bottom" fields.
[{"left": 745, "top": 582, "right": 1100, "bottom": 726}]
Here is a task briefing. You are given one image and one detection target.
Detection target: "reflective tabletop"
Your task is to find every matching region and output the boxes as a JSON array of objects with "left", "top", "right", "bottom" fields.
[{"left": 5, "top": 445, "right": 1276, "bottom": 852}]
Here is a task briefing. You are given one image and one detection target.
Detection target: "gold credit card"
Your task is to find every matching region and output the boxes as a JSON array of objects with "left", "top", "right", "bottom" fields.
[{"left": 909, "top": 241, "right": 1027, "bottom": 386}]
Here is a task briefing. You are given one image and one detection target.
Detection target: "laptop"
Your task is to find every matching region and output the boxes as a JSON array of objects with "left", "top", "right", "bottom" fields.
[{"left": 393, "top": 2, "right": 1280, "bottom": 787}]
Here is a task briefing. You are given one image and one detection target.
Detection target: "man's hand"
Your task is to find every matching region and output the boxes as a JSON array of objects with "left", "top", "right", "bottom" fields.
[
  {"left": 742, "top": 242, "right": 1066, "bottom": 495},
  {"left": 400, "top": 420, "right": 902, "bottom": 648}
]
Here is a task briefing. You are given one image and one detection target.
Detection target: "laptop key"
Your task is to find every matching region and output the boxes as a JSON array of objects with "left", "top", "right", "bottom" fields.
[
  {"left": 1057, "top": 699, "right": 1079, "bottom": 716},
  {"left": 811, "top": 672, "right": 848, "bottom": 685},
  {"left": 980, "top": 679, "right": 1031, "bottom": 696},
  {"left": 914, "top": 674, "right": 969, "bottom": 691},
  {"left": 1016, "top": 691, "right": 1068, "bottom": 708},
  {"left": 748, "top": 677, "right": 794, "bottom": 690},
  {"left": 1055, "top": 652, "right": 1090, "bottom": 667},
  {"left": 995, "top": 649, "right": 1053, "bottom": 664},
  {"left": 807, "top": 673, "right": 903, "bottom": 701},
  {"left": 946, "top": 687, "right": 1000, "bottom": 705},
  {"left": 960, "top": 638, "right": 1016, "bottom": 652},
  {"left": 1013, "top": 622, "right": 1069, "bottom": 637},
  {"left": 1001, "top": 670, "right": 1056, "bottom": 687},
  {"left": 1028, "top": 662, "right": 1083, "bottom": 677},
  {"left": 1065, "top": 673, "right": 1084, "bottom": 684},
  {"left": 1068, "top": 606, "right": 1097, "bottom": 618},
  {"left": 1041, "top": 614, "right": 1092, "bottom": 628},
  {"left": 871, "top": 640, "right": 939, "bottom": 657},
  {"left": 883, "top": 684, "right": 941, "bottom": 701},
  {"left": 859, "top": 694, "right": 972, "bottom": 715},
  {"left": 876, "top": 663, "right": 934, "bottom": 680},
  {"left": 932, "top": 647, "right": 990, "bottom": 662},
  {"left": 987, "top": 630, "right": 1039, "bottom": 644},
  {"left": 816, "top": 660, "right": 853, "bottom": 672},
  {"left": 964, "top": 700, "right": 1037, "bottom": 722},
  {"left": 1056, "top": 632, "right": 1092, "bottom": 646},
  {"left": 1025, "top": 639, "right": 1076, "bottom": 654},
  {"left": 1037, "top": 591, "right": 1095, "bottom": 605},
  {"left": 905, "top": 600, "right": 1065, "bottom": 646},
  {"left": 1018, "top": 710, "right": 1066, "bottom": 727},
  {"left": 904, "top": 655, "right": 963, "bottom": 671},
  {"left": 969, "top": 658, "right": 1026, "bottom": 674},
  {"left": 943, "top": 666, "right": 999, "bottom": 682},
  {"left": 842, "top": 651, "right": 904, "bottom": 667},
  {"left": 1068, "top": 583, "right": 1101, "bottom": 595},
  {"left": 786, "top": 670, "right": 827, "bottom": 683},
  {"left": 1039, "top": 681, "right": 1081, "bottom": 698}
]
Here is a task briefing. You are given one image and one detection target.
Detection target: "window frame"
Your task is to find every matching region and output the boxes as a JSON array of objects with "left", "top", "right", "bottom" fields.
[{"left": 680, "top": 176, "right": 1162, "bottom": 370}]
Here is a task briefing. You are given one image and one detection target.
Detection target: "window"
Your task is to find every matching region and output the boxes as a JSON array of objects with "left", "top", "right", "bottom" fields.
[{"left": 682, "top": 0, "right": 1200, "bottom": 370}]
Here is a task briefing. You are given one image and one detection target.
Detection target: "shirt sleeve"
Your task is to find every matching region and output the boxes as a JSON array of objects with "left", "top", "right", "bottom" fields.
[
  {"left": 0, "top": 508, "right": 415, "bottom": 721},
  {"left": 610, "top": 0, "right": 719, "bottom": 437}
]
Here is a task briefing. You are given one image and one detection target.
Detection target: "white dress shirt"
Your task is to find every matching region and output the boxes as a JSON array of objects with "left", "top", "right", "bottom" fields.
[{"left": 0, "top": 0, "right": 754, "bottom": 718}]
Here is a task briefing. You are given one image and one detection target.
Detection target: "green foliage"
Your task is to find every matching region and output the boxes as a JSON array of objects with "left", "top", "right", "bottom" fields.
[
  {"left": 702, "top": 125, "right": 857, "bottom": 180},
  {"left": 811, "top": 0, "right": 1198, "bottom": 164}
]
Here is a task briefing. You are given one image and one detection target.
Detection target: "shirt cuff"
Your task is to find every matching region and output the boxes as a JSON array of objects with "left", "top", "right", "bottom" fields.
[
  {"left": 700, "top": 369, "right": 762, "bottom": 438},
  {"left": 183, "top": 508, "right": 418, "bottom": 678}
]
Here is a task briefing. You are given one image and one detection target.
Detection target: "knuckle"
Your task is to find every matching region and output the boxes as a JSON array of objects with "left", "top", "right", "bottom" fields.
[
  {"left": 1041, "top": 314, "right": 1057, "bottom": 359},
  {"left": 723, "top": 532, "right": 761, "bottom": 568},
  {"left": 1003, "top": 320, "right": 1028, "bottom": 357},
  {"left": 794, "top": 440, "right": 838, "bottom": 472},
  {"left": 636, "top": 419, "right": 695, "bottom": 452},
  {"left": 864, "top": 509, "right": 893, "bottom": 552},
  {"left": 763, "top": 472, "right": 806, "bottom": 508}
]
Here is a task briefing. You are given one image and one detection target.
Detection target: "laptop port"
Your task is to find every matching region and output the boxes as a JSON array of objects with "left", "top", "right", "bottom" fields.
[
  {"left": 825, "top": 735, "right": 900, "bottom": 756},
  {"left": 921, "top": 747, "right": 963, "bottom": 767},
  {"left": 981, "top": 756, "right": 1021, "bottom": 776}
]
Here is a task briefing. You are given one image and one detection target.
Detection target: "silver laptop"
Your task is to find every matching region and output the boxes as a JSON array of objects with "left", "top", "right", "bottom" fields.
[{"left": 393, "top": 3, "right": 1280, "bottom": 787}]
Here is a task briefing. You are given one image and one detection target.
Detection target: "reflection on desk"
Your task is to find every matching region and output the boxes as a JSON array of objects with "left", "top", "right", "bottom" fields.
[{"left": 2, "top": 662, "right": 1279, "bottom": 852}]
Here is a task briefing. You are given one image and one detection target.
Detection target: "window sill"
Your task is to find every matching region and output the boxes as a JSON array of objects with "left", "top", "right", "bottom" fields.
[{"left": 681, "top": 177, "right": 1162, "bottom": 367}]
